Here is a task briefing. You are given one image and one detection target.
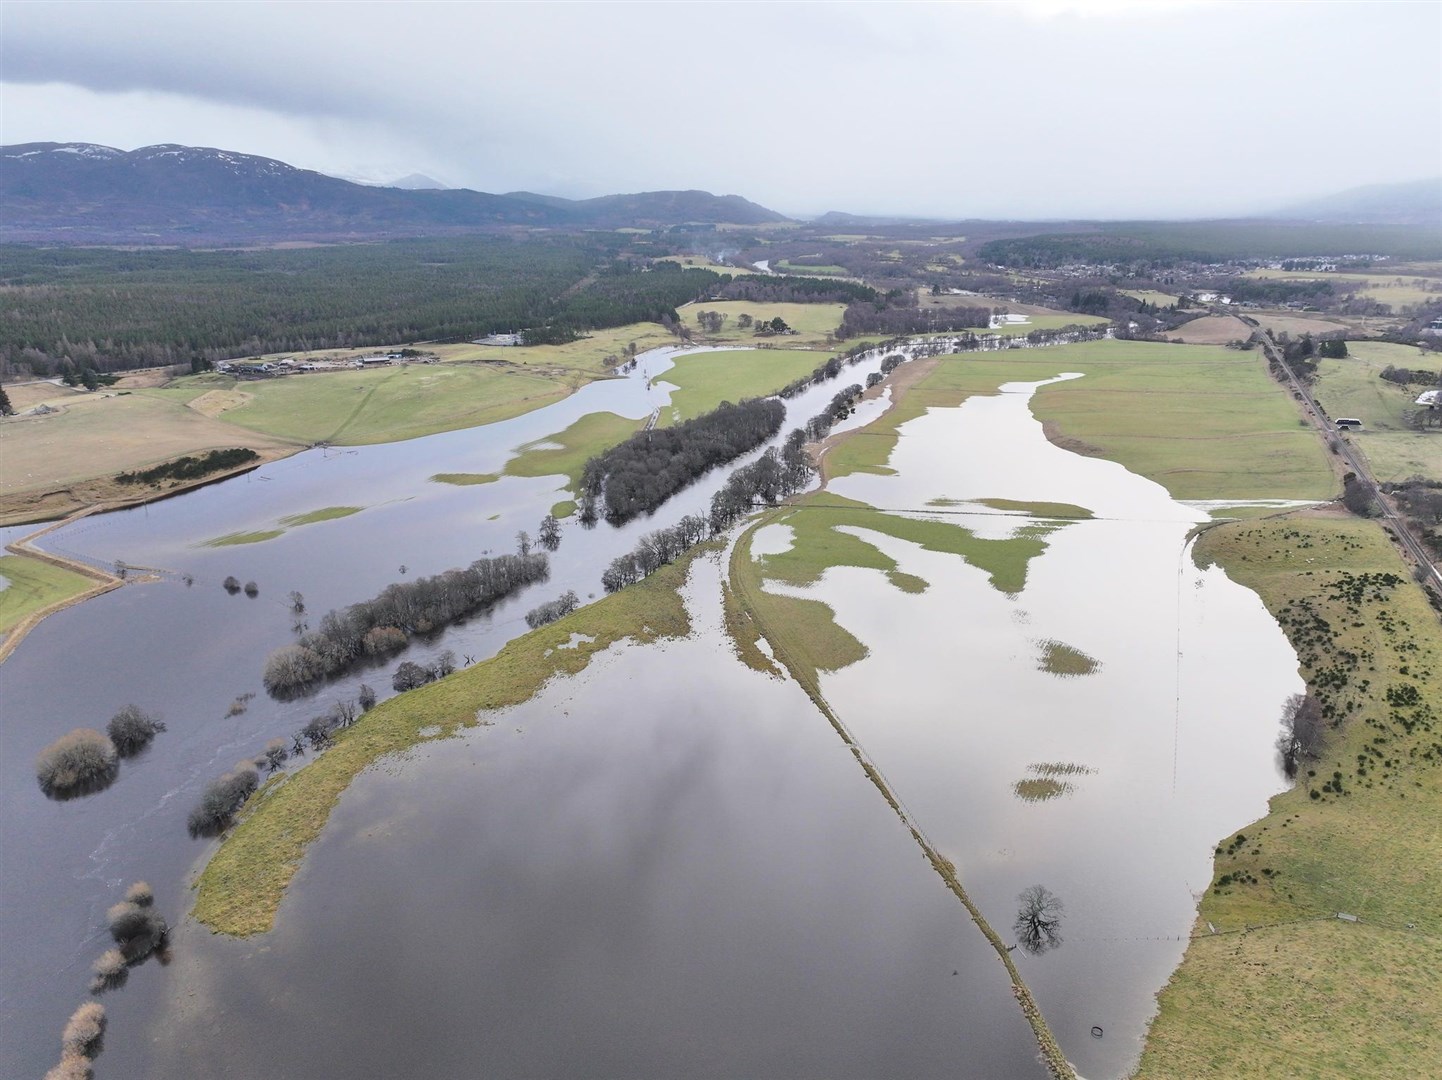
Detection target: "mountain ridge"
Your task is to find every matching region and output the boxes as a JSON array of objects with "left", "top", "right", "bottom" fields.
[{"left": 0, "top": 142, "right": 789, "bottom": 244}]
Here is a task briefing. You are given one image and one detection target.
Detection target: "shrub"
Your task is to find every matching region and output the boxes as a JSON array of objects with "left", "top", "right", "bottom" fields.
[
  {"left": 187, "top": 763, "right": 260, "bottom": 837},
  {"left": 223, "top": 576, "right": 241, "bottom": 594},
  {"left": 106, "top": 706, "right": 166, "bottom": 758},
  {"left": 362, "top": 625, "right": 408, "bottom": 656},
  {"left": 392, "top": 660, "right": 432, "bottom": 692},
  {"left": 123, "top": 881, "right": 153, "bottom": 907},
  {"left": 60, "top": 1002, "right": 106, "bottom": 1058},
  {"left": 357, "top": 683, "right": 377, "bottom": 712},
  {"left": 45, "top": 1054, "right": 95, "bottom": 1080},
  {"left": 105, "top": 899, "right": 167, "bottom": 961},
  {"left": 432, "top": 649, "right": 457, "bottom": 678},
  {"left": 526, "top": 590, "right": 580, "bottom": 629},
  {"left": 89, "top": 949, "right": 128, "bottom": 993},
  {"left": 261, "top": 644, "right": 326, "bottom": 694},
  {"left": 301, "top": 714, "right": 335, "bottom": 750},
  {"left": 261, "top": 738, "right": 289, "bottom": 771},
  {"left": 35, "top": 730, "right": 119, "bottom": 799},
  {"left": 243, "top": 581, "right": 259, "bottom": 598}
]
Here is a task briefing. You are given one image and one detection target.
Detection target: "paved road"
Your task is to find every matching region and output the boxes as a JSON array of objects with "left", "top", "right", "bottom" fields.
[{"left": 1240, "top": 315, "right": 1440, "bottom": 590}]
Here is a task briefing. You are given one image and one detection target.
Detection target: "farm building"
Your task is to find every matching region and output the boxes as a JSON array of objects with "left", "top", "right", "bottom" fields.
[{"left": 1416, "top": 390, "right": 1442, "bottom": 408}]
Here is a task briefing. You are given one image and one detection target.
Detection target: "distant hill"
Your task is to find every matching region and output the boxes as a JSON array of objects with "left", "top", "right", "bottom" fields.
[
  {"left": 0, "top": 143, "right": 790, "bottom": 244},
  {"left": 1271, "top": 178, "right": 1442, "bottom": 226},
  {"left": 388, "top": 173, "right": 448, "bottom": 191}
]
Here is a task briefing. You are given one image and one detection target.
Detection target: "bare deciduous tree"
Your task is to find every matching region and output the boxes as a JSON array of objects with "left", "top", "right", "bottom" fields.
[{"left": 1013, "top": 885, "right": 1064, "bottom": 955}]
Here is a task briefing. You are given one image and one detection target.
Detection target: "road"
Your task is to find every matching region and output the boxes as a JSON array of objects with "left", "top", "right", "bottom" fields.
[{"left": 1240, "top": 314, "right": 1440, "bottom": 590}]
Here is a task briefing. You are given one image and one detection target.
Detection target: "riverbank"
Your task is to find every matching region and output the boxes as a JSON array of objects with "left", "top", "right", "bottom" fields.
[{"left": 1134, "top": 511, "right": 1442, "bottom": 1079}]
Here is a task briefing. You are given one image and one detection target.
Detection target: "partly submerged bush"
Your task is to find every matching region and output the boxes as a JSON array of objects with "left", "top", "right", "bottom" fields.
[
  {"left": 106, "top": 899, "right": 167, "bottom": 961},
  {"left": 45, "top": 1053, "right": 95, "bottom": 1080},
  {"left": 187, "top": 763, "right": 260, "bottom": 837},
  {"left": 89, "top": 949, "right": 128, "bottom": 993},
  {"left": 357, "top": 683, "right": 377, "bottom": 712},
  {"left": 261, "top": 645, "right": 326, "bottom": 695},
  {"left": 525, "top": 590, "right": 580, "bottom": 629},
  {"left": 261, "top": 738, "right": 289, "bottom": 771},
  {"left": 362, "top": 625, "right": 408, "bottom": 656},
  {"left": 223, "top": 575, "right": 241, "bottom": 594},
  {"left": 123, "top": 880, "right": 153, "bottom": 907},
  {"left": 106, "top": 706, "right": 166, "bottom": 758},
  {"left": 392, "top": 660, "right": 433, "bottom": 692},
  {"left": 59, "top": 1002, "right": 105, "bottom": 1058},
  {"left": 35, "top": 730, "right": 119, "bottom": 799}
]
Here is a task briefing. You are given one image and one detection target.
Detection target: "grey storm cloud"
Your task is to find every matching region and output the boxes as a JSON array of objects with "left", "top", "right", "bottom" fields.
[{"left": 3, "top": 0, "right": 1439, "bottom": 219}]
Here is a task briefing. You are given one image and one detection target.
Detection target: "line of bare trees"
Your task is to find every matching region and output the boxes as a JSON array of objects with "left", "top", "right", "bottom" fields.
[{"left": 262, "top": 550, "right": 549, "bottom": 694}]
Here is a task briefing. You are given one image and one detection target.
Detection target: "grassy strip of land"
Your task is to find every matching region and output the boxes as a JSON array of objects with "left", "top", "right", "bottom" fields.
[
  {"left": 974, "top": 498, "right": 1094, "bottom": 520},
  {"left": 0, "top": 553, "right": 99, "bottom": 636},
  {"left": 203, "top": 530, "right": 285, "bottom": 548},
  {"left": 430, "top": 472, "right": 499, "bottom": 487},
  {"left": 191, "top": 547, "right": 703, "bottom": 937},
  {"left": 277, "top": 506, "right": 363, "bottom": 527},
  {"left": 1136, "top": 513, "right": 1442, "bottom": 1079}
]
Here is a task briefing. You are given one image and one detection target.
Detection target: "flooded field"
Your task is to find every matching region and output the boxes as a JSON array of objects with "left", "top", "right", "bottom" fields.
[
  {"left": 145, "top": 559, "right": 1050, "bottom": 1079},
  {"left": 749, "top": 376, "right": 1299, "bottom": 1076},
  {"left": 1, "top": 350, "right": 1300, "bottom": 1079}
]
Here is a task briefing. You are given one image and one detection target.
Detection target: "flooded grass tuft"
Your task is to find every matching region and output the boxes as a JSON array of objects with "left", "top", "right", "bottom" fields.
[
  {"left": 1036, "top": 639, "right": 1101, "bottom": 677},
  {"left": 1013, "top": 778, "right": 1071, "bottom": 802},
  {"left": 429, "top": 472, "right": 499, "bottom": 486}
]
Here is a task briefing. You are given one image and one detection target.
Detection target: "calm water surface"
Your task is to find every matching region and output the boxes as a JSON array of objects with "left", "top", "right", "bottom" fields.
[
  {"left": 760, "top": 375, "right": 1300, "bottom": 1077},
  {"left": 0, "top": 345, "right": 901, "bottom": 1077}
]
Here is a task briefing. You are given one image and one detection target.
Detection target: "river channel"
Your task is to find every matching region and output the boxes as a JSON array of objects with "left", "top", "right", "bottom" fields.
[{"left": 0, "top": 350, "right": 1298, "bottom": 1078}]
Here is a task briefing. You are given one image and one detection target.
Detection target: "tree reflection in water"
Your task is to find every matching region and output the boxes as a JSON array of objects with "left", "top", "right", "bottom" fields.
[{"left": 1013, "top": 885, "right": 1064, "bottom": 955}]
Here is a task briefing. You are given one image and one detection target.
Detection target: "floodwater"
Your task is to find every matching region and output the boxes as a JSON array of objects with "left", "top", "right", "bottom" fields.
[
  {"left": 758, "top": 375, "right": 1299, "bottom": 1077},
  {"left": 144, "top": 557, "right": 1049, "bottom": 1079},
  {"left": 0, "top": 355, "right": 1300, "bottom": 1079},
  {"left": 0, "top": 344, "right": 897, "bottom": 1077}
]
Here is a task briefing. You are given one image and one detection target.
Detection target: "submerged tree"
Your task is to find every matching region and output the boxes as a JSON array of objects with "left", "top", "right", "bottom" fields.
[
  {"left": 106, "top": 706, "right": 166, "bottom": 758},
  {"left": 1013, "top": 885, "right": 1065, "bottom": 955},
  {"left": 36, "top": 730, "right": 119, "bottom": 800}
]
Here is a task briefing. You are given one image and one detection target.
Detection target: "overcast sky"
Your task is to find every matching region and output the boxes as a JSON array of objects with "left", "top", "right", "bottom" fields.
[{"left": 3, "top": 0, "right": 1439, "bottom": 219}]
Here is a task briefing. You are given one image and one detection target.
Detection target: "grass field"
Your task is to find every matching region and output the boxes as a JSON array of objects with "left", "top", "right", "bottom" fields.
[
  {"left": 661, "top": 348, "right": 826, "bottom": 424},
  {"left": 1247, "top": 268, "right": 1442, "bottom": 310},
  {"left": 0, "top": 554, "right": 98, "bottom": 636},
  {"left": 213, "top": 364, "right": 574, "bottom": 445},
  {"left": 0, "top": 392, "right": 298, "bottom": 505},
  {"left": 826, "top": 340, "right": 1334, "bottom": 501},
  {"left": 679, "top": 301, "right": 846, "bottom": 344},
  {"left": 192, "top": 545, "right": 706, "bottom": 936},
  {"left": 1312, "top": 341, "right": 1442, "bottom": 482},
  {"left": 1165, "top": 314, "right": 1254, "bottom": 344},
  {"left": 503, "top": 411, "right": 644, "bottom": 493},
  {"left": 1136, "top": 514, "right": 1442, "bottom": 1079},
  {"left": 1123, "top": 289, "right": 1181, "bottom": 306}
]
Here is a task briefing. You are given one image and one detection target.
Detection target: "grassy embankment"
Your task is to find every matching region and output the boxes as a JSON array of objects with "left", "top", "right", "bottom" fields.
[
  {"left": 0, "top": 554, "right": 99, "bottom": 637},
  {"left": 192, "top": 546, "right": 706, "bottom": 937},
  {"left": 1136, "top": 515, "right": 1442, "bottom": 1079},
  {"left": 1311, "top": 340, "right": 1442, "bottom": 483},
  {"left": 679, "top": 300, "right": 847, "bottom": 345}
]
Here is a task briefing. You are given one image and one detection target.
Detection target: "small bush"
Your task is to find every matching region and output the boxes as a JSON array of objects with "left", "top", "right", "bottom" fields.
[
  {"left": 123, "top": 881, "right": 153, "bottom": 907},
  {"left": 46, "top": 1054, "right": 95, "bottom": 1080},
  {"left": 187, "top": 763, "right": 260, "bottom": 837},
  {"left": 243, "top": 581, "right": 259, "bottom": 598},
  {"left": 392, "top": 660, "right": 433, "bottom": 692},
  {"left": 301, "top": 714, "right": 335, "bottom": 750},
  {"left": 223, "top": 576, "right": 241, "bottom": 594},
  {"left": 262, "top": 644, "right": 326, "bottom": 694},
  {"left": 105, "top": 898, "right": 167, "bottom": 960},
  {"left": 60, "top": 1002, "right": 105, "bottom": 1058},
  {"left": 106, "top": 706, "right": 166, "bottom": 758},
  {"left": 89, "top": 949, "right": 128, "bottom": 993},
  {"left": 362, "top": 625, "right": 408, "bottom": 656},
  {"left": 36, "top": 730, "right": 119, "bottom": 799},
  {"left": 357, "top": 683, "right": 377, "bottom": 712}
]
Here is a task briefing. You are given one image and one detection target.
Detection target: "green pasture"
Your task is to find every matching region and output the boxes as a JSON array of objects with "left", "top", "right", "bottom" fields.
[
  {"left": 1138, "top": 515, "right": 1442, "bottom": 1079},
  {"left": 1313, "top": 341, "right": 1441, "bottom": 481},
  {"left": 661, "top": 348, "right": 826, "bottom": 424},
  {"left": 0, "top": 555, "right": 97, "bottom": 635},
  {"left": 216, "top": 364, "right": 573, "bottom": 446}
]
